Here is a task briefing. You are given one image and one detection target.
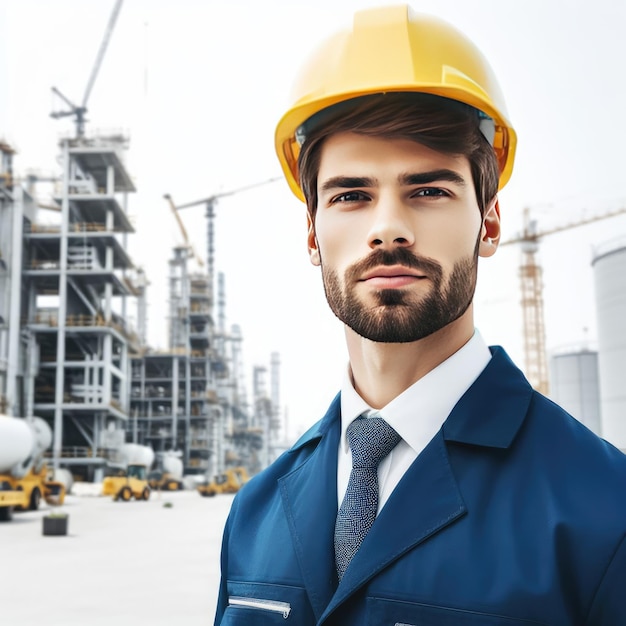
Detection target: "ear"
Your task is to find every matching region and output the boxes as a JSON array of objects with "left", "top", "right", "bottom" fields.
[
  {"left": 478, "top": 197, "right": 501, "bottom": 258},
  {"left": 307, "top": 212, "right": 321, "bottom": 266}
]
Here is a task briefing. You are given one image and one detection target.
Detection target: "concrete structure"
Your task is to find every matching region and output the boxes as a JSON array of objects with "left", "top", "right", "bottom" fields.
[
  {"left": 592, "top": 237, "right": 626, "bottom": 450},
  {"left": 1, "top": 130, "right": 282, "bottom": 485},
  {"left": 130, "top": 247, "right": 269, "bottom": 478},
  {"left": 2, "top": 132, "right": 142, "bottom": 482},
  {"left": 549, "top": 348, "right": 601, "bottom": 436},
  {"left": 130, "top": 350, "right": 219, "bottom": 476},
  {"left": 1, "top": 140, "right": 27, "bottom": 417},
  {"left": 0, "top": 0, "right": 283, "bottom": 484}
]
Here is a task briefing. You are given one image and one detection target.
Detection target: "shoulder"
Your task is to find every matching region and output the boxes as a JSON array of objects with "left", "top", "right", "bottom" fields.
[
  {"left": 527, "top": 390, "right": 625, "bottom": 472},
  {"left": 515, "top": 390, "right": 626, "bottom": 543},
  {"left": 455, "top": 345, "right": 626, "bottom": 519},
  {"left": 227, "top": 394, "right": 342, "bottom": 517}
]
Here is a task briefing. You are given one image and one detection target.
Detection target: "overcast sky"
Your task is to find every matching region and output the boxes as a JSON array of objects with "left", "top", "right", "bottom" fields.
[{"left": 1, "top": 0, "right": 625, "bottom": 441}]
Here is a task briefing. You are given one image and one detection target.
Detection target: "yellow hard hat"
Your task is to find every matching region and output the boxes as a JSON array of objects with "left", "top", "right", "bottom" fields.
[{"left": 275, "top": 4, "right": 517, "bottom": 202}]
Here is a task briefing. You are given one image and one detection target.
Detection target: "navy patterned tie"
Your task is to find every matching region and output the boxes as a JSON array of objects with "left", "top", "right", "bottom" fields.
[{"left": 334, "top": 414, "right": 401, "bottom": 580}]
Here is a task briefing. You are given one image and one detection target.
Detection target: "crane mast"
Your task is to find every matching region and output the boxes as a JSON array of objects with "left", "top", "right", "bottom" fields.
[
  {"left": 518, "top": 209, "right": 549, "bottom": 395},
  {"left": 501, "top": 204, "right": 626, "bottom": 395},
  {"left": 170, "top": 176, "right": 281, "bottom": 297},
  {"left": 206, "top": 199, "right": 216, "bottom": 291}
]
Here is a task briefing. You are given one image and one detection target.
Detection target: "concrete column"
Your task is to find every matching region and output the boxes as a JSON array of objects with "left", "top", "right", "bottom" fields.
[
  {"left": 6, "top": 188, "right": 24, "bottom": 416},
  {"left": 53, "top": 141, "right": 71, "bottom": 468}
]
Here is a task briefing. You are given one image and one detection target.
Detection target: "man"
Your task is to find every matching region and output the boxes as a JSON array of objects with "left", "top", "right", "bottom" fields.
[{"left": 215, "top": 5, "right": 626, "bottom": 625}]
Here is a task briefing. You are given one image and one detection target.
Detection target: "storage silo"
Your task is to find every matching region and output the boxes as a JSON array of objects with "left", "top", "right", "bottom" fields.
[
  {"left": 592, "top": 237, "right": 626, "bottom": 450},
  {"left": 549, "top": 349, "right": 601, "bottom": 436}
]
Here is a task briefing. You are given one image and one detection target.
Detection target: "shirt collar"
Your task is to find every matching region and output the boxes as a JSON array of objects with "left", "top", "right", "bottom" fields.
[{"left": 339, "top": 330, "right": 492, "bottom": 454}]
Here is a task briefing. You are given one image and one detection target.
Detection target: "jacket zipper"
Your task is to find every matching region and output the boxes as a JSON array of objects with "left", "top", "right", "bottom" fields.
[{"left": 228, "top": 596, "right": 291, "bottom": 618}]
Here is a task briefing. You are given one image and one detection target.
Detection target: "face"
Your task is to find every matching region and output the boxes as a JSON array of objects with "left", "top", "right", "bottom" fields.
[{"left": 308, "top": 132, "right": 500, "bottom": 343}]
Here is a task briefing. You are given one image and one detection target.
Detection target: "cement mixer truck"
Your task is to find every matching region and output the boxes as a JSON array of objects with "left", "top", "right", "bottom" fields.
[
  {"left": 148, "top": 451, "right": 184, "bottom": 491},
  {"left": 0, "top": 415, "right": 67, "bottom": 522},
  {"left": 102, "top": 443, "right": 154, "bottom": 502}
]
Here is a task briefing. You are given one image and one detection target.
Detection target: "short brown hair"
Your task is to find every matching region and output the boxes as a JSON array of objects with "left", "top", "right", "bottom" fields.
[{"left": 297, "top": 93, "right": 499, "bottom": 218}]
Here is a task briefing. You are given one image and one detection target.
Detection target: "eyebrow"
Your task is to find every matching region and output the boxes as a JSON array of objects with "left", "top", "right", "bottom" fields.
[
  {"left": 400, "top": 170, "right": 467, "bottom": 186},
  {"left": 319, "top": 176, "right": 374, "bottom": 193},
  {"left": 319, "top": 169, "right": 467, "bottom": 193}
]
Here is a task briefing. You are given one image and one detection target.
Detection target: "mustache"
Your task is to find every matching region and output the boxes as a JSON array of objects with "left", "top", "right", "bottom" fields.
[{"left": 347, "top": 247, "right": 443, "bottom": 279}]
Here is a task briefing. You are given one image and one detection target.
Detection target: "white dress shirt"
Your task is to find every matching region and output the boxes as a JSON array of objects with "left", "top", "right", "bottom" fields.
[{"left": 338, "top": 330, "right": 492, "bottom": 512}]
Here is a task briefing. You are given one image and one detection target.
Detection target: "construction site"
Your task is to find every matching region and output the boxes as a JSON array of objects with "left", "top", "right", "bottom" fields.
[
  {"left": 0, "top": 0, "right": 290, "bottom": 526},
  {"left": 1, "top": 0, "right": 625, "bottom": 490},
  {"left": 1, "top": 2, "right": 626, "bottom": 625},
  {"left": 0, "top": 134, "right": 286, "bottom": 484},
  {"left": 1, "top": 0, "right": 626, "bottom": 503}
]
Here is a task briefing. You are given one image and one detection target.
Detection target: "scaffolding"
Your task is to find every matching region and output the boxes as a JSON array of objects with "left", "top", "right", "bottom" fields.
[
  {"left": 129, "top": 261, "right": 220, "bottom": 476},
  {"left": 1, "top": 132, "right": 141, "bottom": 481}
]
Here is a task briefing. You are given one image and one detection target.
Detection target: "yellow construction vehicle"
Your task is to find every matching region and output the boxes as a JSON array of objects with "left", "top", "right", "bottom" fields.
[
  {"left": 148, "top": 451, "right": 184, "bottom": 491},
  {"left": 197, "top": 466, "right": 249, "bottom": 497},
  {"left": 15, "top": 465, "right": 65, "bottom": 509},
  {"left": 101, "top": 444, "right": 153, "bottom": 502},
  {"left": 0, "top": 485, "right": 27, "bottom": 521},
  {"left": 0, "top": 415, "right": 67, "bottom": 522},
  {"left": 148, "top": 470, "right": 183, "bottom": 492},
  {"left": 102, "top": 464, "right": 151, "bottom": 502}
]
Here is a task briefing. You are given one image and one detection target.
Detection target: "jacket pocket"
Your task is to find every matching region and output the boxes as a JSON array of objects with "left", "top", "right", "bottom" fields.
[
  {"left": 368, "top": 597, "right": 547, "bottom": 625},
  {"left": 221, "top": 604, "right": 287, "bottom": 625},
  {"left": 221, "top": 581, "right": 314, "bottom": 625},
  {"left": 229, "top": 596, "right": 291, "bottom": 618}
]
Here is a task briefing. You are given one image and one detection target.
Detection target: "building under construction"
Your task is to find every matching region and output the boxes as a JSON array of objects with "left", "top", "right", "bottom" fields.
[{"left": 0, "top": 131, "right": 282, "bottom": 484}]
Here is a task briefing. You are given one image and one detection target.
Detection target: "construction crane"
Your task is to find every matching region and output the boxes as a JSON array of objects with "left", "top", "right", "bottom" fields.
[
  {"left": 50, "top": 0, "right": 124, "bottom": 138},
  {"left": 163, "top": 194, "right": 205, "bottom": 268},
  {"left": 170, "top": 176, "right": 281, "bottom": 284},
  {"left": 500, "top": 204, "right": 626, "bottom": 395}
]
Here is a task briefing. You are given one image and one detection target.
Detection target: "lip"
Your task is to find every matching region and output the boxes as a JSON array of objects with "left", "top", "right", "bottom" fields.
[
  {"left": 359, "top": 265, "right": 425, "bottom": 281},
  {"left": 359, "top": 265, "right": 426, "bottom": 289}
]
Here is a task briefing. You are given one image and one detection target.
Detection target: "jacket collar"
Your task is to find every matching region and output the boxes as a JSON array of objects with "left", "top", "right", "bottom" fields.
[
  {"left": 443, "top": 345, "right": 533, "bottom": 448},
  {"left": 290, "top": 346, "right": 533, "bottom": 453},
  {"left": 288, "top": 393, "right": 341, "bottom": 452}
]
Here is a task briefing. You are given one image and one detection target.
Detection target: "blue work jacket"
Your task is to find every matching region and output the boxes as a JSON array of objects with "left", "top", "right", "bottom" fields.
[{"left": 215, "top": 347, "right": 626, "bottom": 625}]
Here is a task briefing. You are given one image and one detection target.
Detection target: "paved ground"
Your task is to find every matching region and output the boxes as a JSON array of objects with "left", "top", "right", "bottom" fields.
[{"left": 1, "top": 487, "right": 234, "bottom": 626}]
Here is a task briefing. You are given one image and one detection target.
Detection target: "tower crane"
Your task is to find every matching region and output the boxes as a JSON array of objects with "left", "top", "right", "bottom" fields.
[
  {"left": 167, "top": 176, "right": 281, "bottom": 285},
  {"left": 500, "top": 204, "right": 626, "bottom": 395},
  {"left": 163, "top": 194, "right": 205, "bottom": 268},
  {"left": 50, "top": 0, "right": 124, "bottom": 138}
]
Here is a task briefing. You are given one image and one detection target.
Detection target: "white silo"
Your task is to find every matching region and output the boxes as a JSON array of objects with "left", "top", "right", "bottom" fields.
[
  {"left": 592, "top": 237, "right": 626, "bottom": 450},
  {"left": 549, "top": 348, "right": 601, "bottom": 436}
]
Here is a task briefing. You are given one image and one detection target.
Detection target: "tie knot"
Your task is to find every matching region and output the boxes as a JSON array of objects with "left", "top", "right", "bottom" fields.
[{"left": 347, "top": 415, "right": 401, "bottom": 469}]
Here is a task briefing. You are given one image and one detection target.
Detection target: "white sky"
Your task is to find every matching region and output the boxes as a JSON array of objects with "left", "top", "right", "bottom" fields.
[{"left": 1, "top": 0, "right": 625, "bottom": 442}]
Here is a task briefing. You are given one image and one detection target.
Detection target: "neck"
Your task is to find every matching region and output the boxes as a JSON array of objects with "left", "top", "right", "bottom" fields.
[{"left": 345, "top": 306, "right": 475, "bottom": 409}]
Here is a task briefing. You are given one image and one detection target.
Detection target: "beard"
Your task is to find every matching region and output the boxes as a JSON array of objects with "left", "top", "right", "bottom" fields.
[{"left": 321, "top": 245, "right": 479, "bottom": 343}]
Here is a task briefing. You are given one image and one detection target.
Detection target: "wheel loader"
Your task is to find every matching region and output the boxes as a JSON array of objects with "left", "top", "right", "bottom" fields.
[{"left": 197, "top": 466, "right": 249, "bottom": 497}]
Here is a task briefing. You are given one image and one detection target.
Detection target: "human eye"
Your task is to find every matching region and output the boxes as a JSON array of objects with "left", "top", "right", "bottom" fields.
[
  {"left": 413, "top": 187, "right": 450, "bottom": 198},
  {"left": 330, "top": 190, "right": 370, "bottom": 204}
]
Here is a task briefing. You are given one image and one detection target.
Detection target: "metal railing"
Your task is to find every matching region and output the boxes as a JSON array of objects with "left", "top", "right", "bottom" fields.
[
  {"left": 25, "top": 312, "right": 139, "bottom": 344},
  {"left": 44, "top": 447, "right": 112, "bottom": 459}
]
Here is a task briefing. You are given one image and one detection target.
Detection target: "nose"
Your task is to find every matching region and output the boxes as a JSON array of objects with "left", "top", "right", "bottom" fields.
[{"left": 367, "top": 197, "right": 415, "bottom": 250}]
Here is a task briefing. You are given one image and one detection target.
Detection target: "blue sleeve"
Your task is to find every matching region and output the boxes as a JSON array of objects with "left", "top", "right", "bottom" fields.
[{"left": 213, "top": 512, "right": 232, "bottom": 625}]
